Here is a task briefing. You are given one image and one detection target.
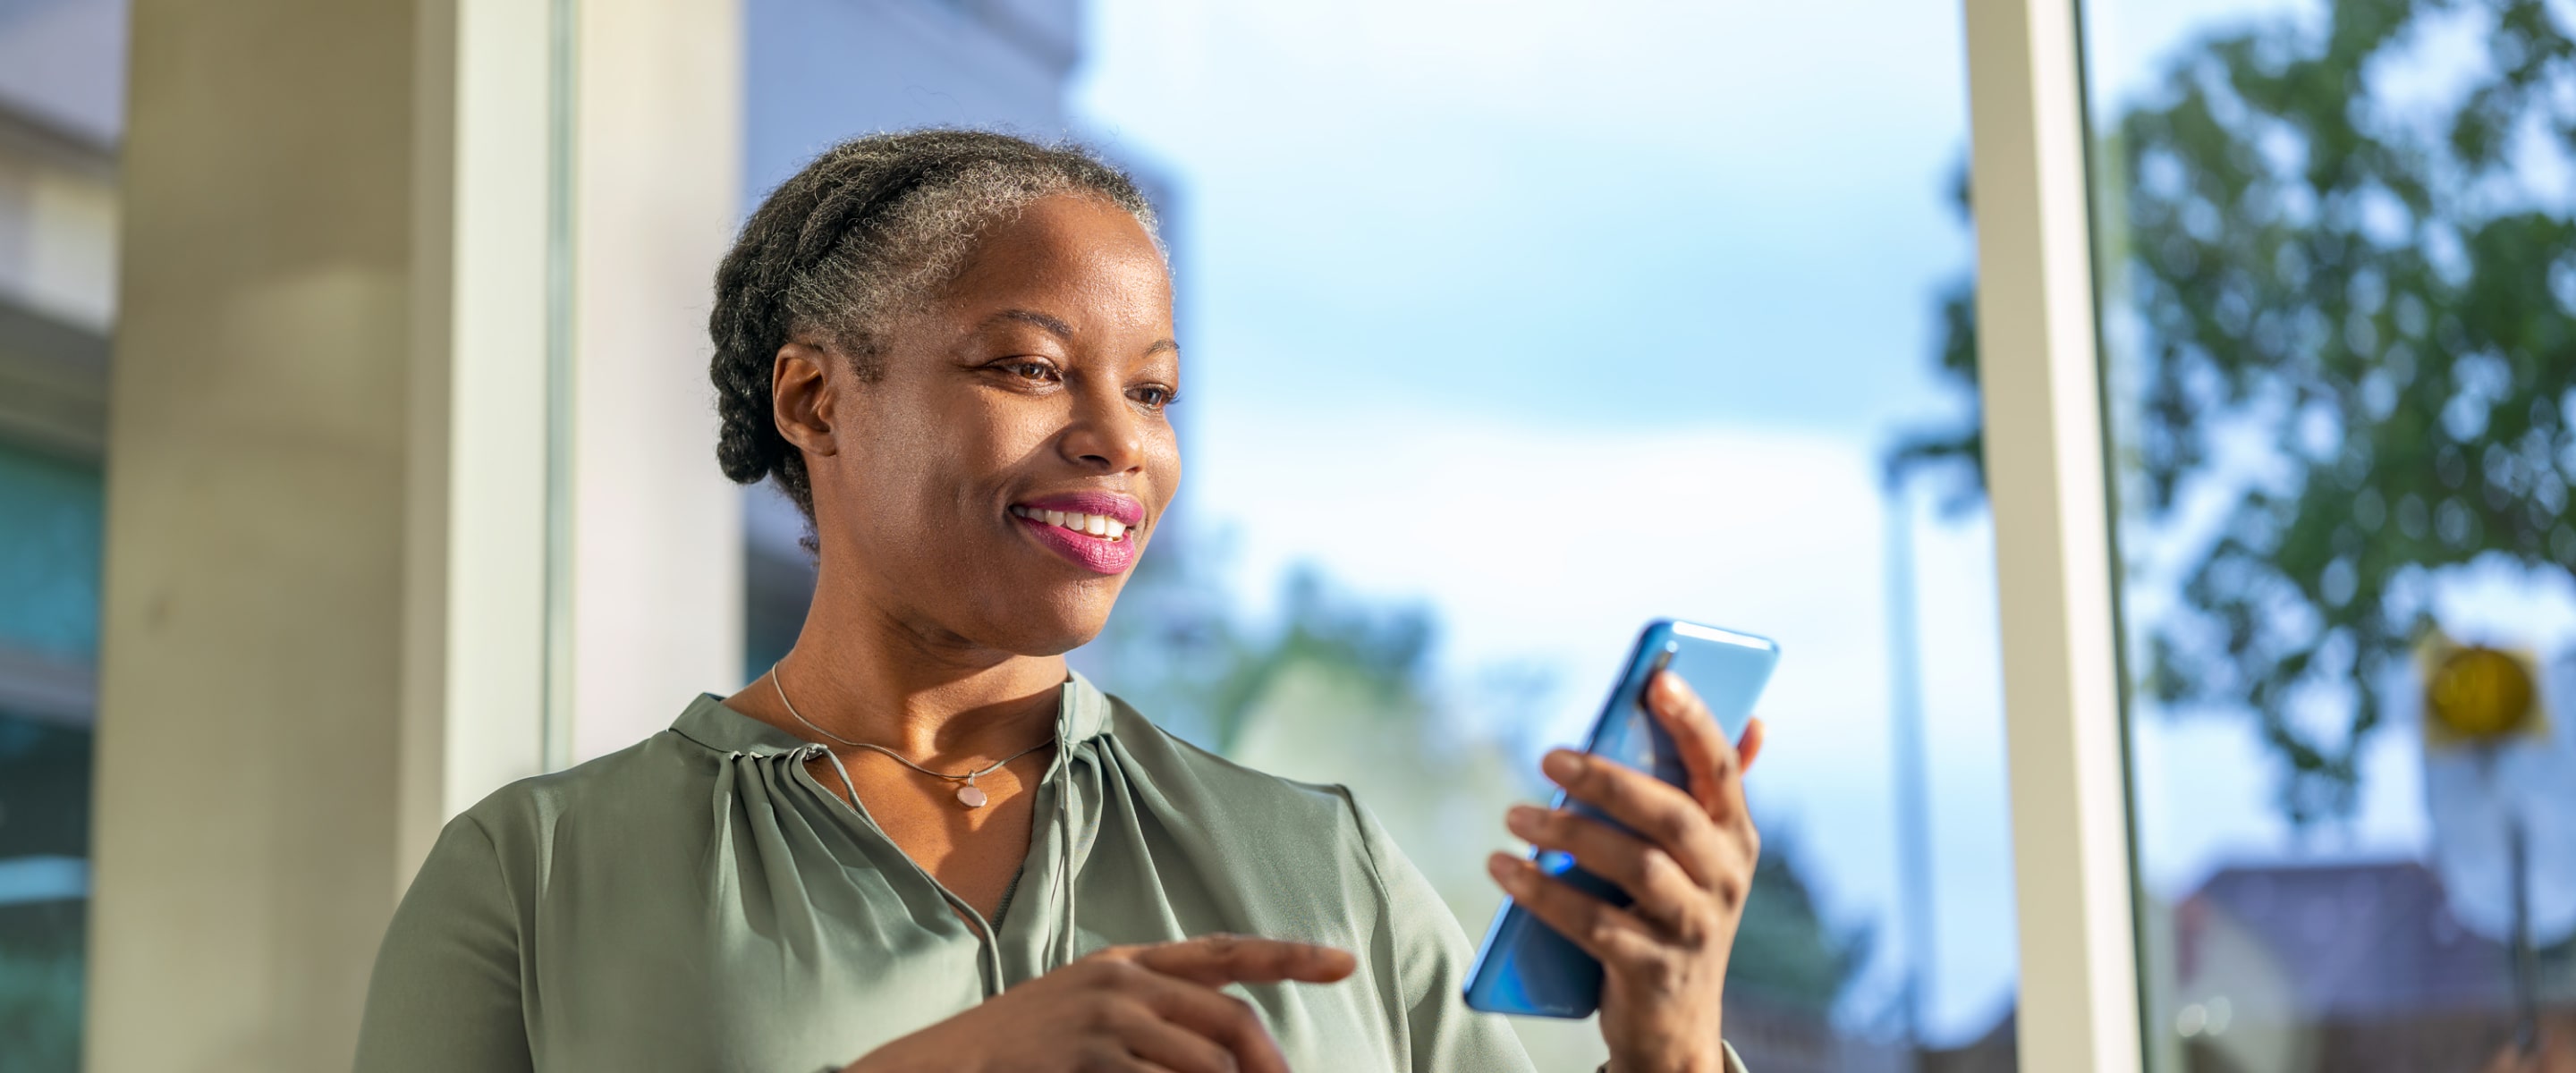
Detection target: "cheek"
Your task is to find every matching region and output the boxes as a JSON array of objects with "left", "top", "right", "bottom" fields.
[
  {"left": 902, "top": 405, "right": 1061, "bottom": 556},
  {"left": 992, "top": 403, "right": 1071, "bottom": 463},
  {"left": 1148, "top": 432, "right": 1182, "bottom": 510},
  {"left": 853, "top": 389, "right": 1032, "bottom": 491}
]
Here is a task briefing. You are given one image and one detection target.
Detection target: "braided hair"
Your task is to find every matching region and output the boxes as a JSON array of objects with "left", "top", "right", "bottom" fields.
[{"left": 708, "top": 129, "right": 1161, "bottom": 525}]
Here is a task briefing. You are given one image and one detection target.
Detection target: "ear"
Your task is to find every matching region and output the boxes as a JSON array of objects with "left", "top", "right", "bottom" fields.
[{"left": 771, "top": 341, "right": 838, "bottom": 458}]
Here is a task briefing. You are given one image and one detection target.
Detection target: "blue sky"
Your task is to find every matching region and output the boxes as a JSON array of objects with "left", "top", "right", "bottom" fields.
[
  {"left": 1061, "top": 0, "right": 2576, "bottom": 1044},
  {"left": 1072, "top": 0, "right": 1980, "bottom": 438},
  {"left": 1069, "top": 0, "right": 2004, "bottom": 1038},
  {"left": 746, "top": 0, "right": 2563, "bottom": 1044}
]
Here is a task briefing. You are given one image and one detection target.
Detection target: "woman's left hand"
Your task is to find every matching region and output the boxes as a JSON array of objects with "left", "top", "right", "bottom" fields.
[{"left": 1487, "top": 670, "right": 1767, "bottom": 1073}]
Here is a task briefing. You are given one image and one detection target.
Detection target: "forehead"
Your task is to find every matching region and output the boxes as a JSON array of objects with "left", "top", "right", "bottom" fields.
[{"left": 937, "top": 194, "right": 1173, "bottom": 332}]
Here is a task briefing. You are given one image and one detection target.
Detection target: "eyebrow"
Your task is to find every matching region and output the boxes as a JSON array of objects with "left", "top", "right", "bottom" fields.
[
  {"left": 983, "top": 308, "right": 1076, "bottom": 338},
  {"left": 982, "top": 308, "right": 1178, "bottom": 357}
]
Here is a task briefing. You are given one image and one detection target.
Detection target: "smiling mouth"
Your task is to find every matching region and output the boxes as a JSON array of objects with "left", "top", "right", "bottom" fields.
[{"left": 1010, "top": 504, "right": 1137, "bottom": 543}]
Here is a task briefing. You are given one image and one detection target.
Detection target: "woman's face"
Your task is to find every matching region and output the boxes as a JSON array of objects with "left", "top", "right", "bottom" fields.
[{"left": 780, "top": 192, "right": 1181, "bottom": 656}]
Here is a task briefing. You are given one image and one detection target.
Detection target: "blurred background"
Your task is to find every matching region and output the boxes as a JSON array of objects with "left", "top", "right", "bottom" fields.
[{"left": 1, "top": 1, "right": 2571, "bottom": 1071}]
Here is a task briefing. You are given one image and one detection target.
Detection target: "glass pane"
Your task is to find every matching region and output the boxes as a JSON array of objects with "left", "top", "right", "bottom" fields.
[
  {"left": 2078, "top": 0, "right": 2576, "bottom": 1069},
  {"left": 0, "top": 0, "right": 126, "bottom": 1067},
  {"left": 744, "top": 1, "right": 2017, "bottom": 1065}
]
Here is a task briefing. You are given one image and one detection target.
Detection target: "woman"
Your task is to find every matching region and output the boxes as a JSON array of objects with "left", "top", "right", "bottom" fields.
[{"left": 356, "top": 131, "right": 1767, "bottom": 1073}]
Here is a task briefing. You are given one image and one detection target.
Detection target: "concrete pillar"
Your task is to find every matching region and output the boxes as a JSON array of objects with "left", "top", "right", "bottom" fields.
[
  {"left": 85, "top": 1, "right": 741, "bottom": 1066},
  {"left": 89, "top": 4, "right": 436, "bottom": 1066}
]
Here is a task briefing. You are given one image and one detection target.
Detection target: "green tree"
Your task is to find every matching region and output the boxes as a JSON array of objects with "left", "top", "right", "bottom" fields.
[
  {"left": 1099, "top": 562, "right": 1870, "bottom": 1030},
  {"left": 1080, "top": 560, "right": 1436, "bottom": 755},
  {"left": 1900, "top": 0, "right": 2576, "bottom": 822},
  {"left": 1725, "top": 832, "right": 1874, "bottom": 1019}
]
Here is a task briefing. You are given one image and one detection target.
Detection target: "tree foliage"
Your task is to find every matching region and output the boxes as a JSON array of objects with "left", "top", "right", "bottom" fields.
[
  {"left": 1725, "top": 831, "right": 1875, "bottom": 1018},
  {"left": 1898, "top": 0, "right": 2576, "bottom": 821},
  {"left": 1091, "top": 558, "right": 1870, "bottom": 1016}
]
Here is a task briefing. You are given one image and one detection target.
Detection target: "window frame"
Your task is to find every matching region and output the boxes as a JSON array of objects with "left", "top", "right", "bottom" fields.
[{"left": 1960, "top": 0, "right": 2148, "bottom": 1070}]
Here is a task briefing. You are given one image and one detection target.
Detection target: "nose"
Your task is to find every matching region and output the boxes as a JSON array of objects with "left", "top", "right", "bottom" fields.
[{"left": 1056, "top": 379, "right": 1147, "bottom": 475}]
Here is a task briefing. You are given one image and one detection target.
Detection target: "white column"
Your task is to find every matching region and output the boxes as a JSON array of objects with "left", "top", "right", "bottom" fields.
[
  {"left": 564, "top": 0, "right": 746, "bottom": 764},
  {"left": 1960, "top": 2, "right": 2145, "bottom": 1072},
  {"left": 398, "top": 0, "right": 558, "bottom": 886},
  {"left": 87, "top": 0, "right": 745, "bottom": 1064},
  {"left": 89, "top": 2, "right": 555, "bottom": 1066}
]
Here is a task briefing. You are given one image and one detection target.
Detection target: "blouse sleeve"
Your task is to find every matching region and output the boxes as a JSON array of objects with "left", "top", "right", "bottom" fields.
[
  {"left": 353, "top": 815, "right": 535, "bottom": 1073},
  {"left": 1342, "top": 792, "right": 1539, "bottom": 1073}
]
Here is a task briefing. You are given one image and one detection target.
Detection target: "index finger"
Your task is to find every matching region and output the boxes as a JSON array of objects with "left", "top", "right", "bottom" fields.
[
  {"left": 1646, "top": 671, "right": 1742, "bottom": 817},
  {"left": 1130, "top": 934, "right": 1358, "bottom": 988}
]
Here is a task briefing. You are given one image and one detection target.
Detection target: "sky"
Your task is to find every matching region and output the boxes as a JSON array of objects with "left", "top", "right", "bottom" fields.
[
  {"left": 1068, "top": 0, "right": 2005, "bottom": 1039},
  {"left": 1072, "top": 0, "right": 1981, "bottom": 437},
  {"left": 1060, "top": 0, "right": 2576, "bottom": 1045}
]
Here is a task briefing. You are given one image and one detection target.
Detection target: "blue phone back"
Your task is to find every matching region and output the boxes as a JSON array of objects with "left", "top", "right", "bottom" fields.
[{"left": 1461, "top": 619, "right": 1779, "bottom": 1018}]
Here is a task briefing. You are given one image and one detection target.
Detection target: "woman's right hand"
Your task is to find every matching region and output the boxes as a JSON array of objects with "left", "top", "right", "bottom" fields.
[{"left": 844, "top": 934, "right": 1356, "bottom": 1073}]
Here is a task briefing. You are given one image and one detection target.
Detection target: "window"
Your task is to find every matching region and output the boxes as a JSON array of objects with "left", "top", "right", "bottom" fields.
[
  {"left": 2078, "top": 1, "right": 2576, "bottom": 1069},
  {"left": 0, "top": 0, "right": 124, "bottom": 1067},
  {"left": 743, "top": 1, "right": 2019, "bottom": 1066}
]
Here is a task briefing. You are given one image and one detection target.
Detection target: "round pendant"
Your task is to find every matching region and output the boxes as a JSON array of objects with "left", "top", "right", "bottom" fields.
[{"left": 955, "top": 785, "right": 988, "bottom": 808}]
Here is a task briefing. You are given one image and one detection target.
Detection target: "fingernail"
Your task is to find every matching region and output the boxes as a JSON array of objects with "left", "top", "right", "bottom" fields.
[
  {"left": 1505, "top": 805, "right": 1540, "bottom": 834},
  {"left": 1487, "top": 853, "right": 1519, "bottom": 884},
  {"left": 1542, "top": 750, "right": 1582, "bottom": 781}
]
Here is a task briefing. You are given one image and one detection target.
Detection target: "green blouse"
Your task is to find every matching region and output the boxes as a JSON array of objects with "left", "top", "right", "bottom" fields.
[{"left": 353, "top": 674, "right": 1744, "bottom": 1072}]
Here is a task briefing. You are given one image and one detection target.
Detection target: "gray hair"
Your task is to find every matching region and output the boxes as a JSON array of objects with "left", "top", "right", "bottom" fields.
[{"left": 708, "top": 129, "right": 1161, "bottom": 521}]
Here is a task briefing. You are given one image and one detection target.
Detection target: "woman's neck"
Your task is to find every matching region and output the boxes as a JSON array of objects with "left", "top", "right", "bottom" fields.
[{"left": 728, "top": 596, "right": 1070, "bottom": 765}]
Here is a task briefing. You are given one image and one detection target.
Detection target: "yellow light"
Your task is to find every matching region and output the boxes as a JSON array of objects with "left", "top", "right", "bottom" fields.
[{"left": 2427, "top": 646, "right": 2538, "bottom": 743}]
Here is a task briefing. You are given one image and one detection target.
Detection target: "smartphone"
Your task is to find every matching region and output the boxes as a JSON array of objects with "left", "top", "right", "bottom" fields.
[{"left": 1462, "top": 619, "right": 1780, "bottom": 1018}]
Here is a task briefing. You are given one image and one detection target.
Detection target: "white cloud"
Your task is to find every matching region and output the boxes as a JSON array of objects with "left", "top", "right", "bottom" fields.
[{"left": 1080, "top": 0, "right": 1970, "bottom": 176}]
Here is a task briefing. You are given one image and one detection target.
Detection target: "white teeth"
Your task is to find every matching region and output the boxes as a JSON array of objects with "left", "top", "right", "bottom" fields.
[{"left": 1019, "top": 506, "right": 1135, "bottom": 540}]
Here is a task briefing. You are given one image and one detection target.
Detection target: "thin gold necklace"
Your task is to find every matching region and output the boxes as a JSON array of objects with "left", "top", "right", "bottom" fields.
[{"left": 768, "top": 663, "right": 1054, "bottom": 808}]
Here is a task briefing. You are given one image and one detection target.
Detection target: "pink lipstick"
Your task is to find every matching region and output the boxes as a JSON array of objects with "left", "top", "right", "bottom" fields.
[{"left": 1010, "top": 492, "right": 1147, "bottom": 575}]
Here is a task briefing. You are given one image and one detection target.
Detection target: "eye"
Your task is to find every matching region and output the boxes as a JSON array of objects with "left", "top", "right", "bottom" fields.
[
  {"left": 1131, "top": 384, "right": 1178, "bottom": 411},
  {"left": 994, "top": 358, "right": 1062, "bottom": 384}
]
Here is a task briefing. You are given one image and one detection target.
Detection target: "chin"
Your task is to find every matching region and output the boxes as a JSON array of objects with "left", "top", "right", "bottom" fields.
[{"left": 968, "top": 582, "right": 1123, "bottom": 657}]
